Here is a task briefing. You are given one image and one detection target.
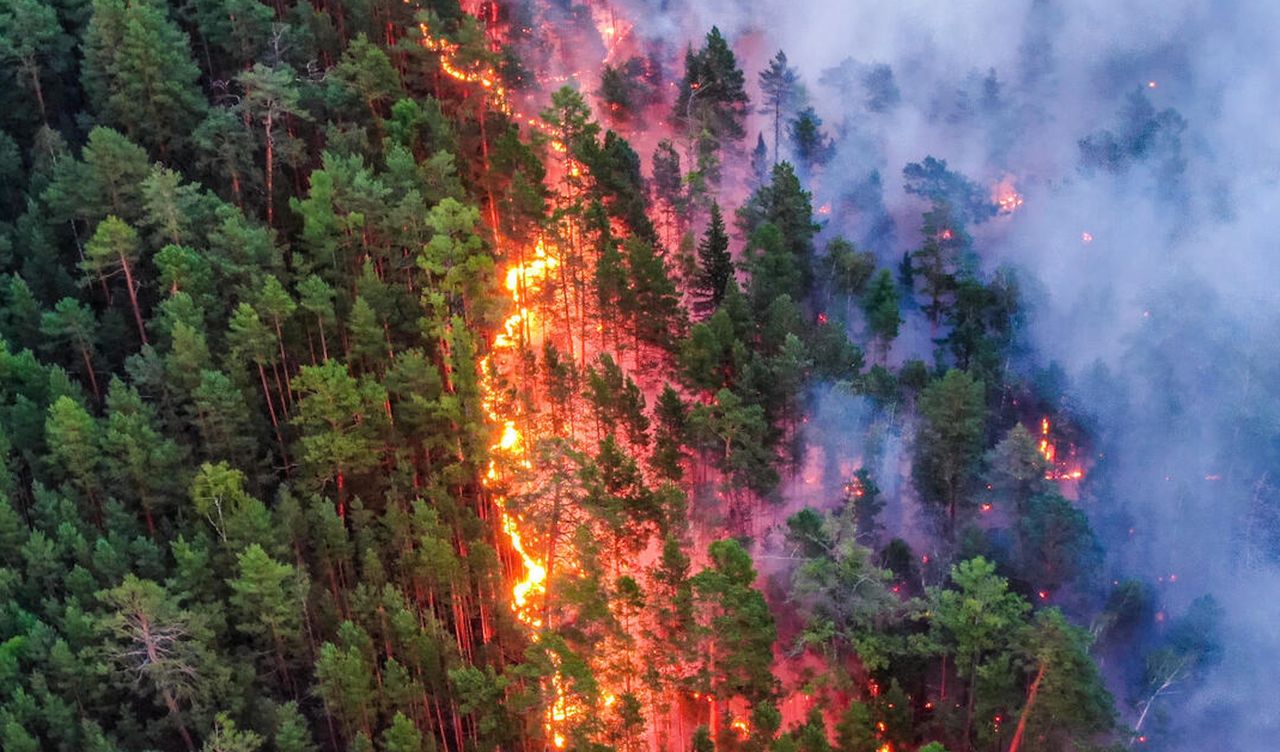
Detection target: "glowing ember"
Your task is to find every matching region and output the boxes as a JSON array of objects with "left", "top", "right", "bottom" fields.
[
  {"left": 730, "top": 718, "right": 750, "bottom": 737},
  {"left": 1081, "top": 231, "right": 1094, "bottom": 244},
  {"left": 817, "top": 202, "right": 832, "bottom": 215},
  {"left": 980, "top": 502, "right": 993, "bottom": 513}
]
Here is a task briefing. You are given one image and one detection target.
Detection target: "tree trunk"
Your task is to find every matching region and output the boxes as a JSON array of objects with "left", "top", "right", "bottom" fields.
[
  {"left": 265, "top": 114, "right": 276, "bottom": 227},
  {"left": 80, "top": 346, "right": 101, "bottom": 403},
  {"left": 137, "top": 614, "right": 196, "bottom": 752},
  {"left": 318, "top": 316, "right": 330, "bottom": 361},
  {"left": 119, "top": 253, "right": 148, "bottom": 346},
  {"left": 963, "top": 662, "right": 979, "bottom": 752},
  {"left": 1007, "top": 661, "right": 1046, "bottom": 752},
  {"left": 29, "top": 64, "right": 46, "bottom": 121}
]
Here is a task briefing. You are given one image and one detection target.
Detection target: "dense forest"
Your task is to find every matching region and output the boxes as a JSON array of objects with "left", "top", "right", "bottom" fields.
[{"left": 0, "top": 1, "right": 1239, "bottom": 751}]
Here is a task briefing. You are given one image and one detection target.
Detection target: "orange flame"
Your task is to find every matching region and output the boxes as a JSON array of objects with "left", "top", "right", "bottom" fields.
[
  {"left": 1037, "top": 416, "right": 1085, "bottom": 481},
  {"left": 417, "top": 19, "right": 510, "bottom": 113}
]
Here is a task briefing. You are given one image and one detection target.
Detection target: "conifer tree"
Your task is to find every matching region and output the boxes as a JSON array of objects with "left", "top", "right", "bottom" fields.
[{"left": 693, "top": 202, "right": 732, "bottom": 315}]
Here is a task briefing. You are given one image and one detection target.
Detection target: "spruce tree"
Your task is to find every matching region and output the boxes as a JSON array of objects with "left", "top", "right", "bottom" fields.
[{"left": 693, "top": 202, "right": 732, "bottom": 315}]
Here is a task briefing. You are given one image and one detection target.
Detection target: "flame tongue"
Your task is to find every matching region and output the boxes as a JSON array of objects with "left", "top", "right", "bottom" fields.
[{"left": 480, "top": 239, "right": 559, "bottom": 627}]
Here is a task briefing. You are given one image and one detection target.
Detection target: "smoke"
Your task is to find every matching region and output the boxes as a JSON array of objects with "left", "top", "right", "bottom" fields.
[{"left": 591, "top": 0, "right": 1280, "bottom": 746}]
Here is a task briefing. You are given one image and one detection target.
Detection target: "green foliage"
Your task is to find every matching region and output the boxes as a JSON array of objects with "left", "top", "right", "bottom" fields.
[
  {"left": 913, "top": 369, "right": 986, "bottom": 529},
  {"left": 694, "top": 202, "right": 733, "bottom": 315},
  {"left": 675, "top": 27, "right": 750, "bottom": 150},
  {"left": 83, "top": 0, "right": 206, "bottom": 154}
]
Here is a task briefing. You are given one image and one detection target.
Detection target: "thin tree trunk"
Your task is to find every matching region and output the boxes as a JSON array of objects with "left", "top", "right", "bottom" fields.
[
  {"left": 29, "top": 65, "right": 46, "bottom": 121},
  {"left": 119, "top": 254, "right": 148, "bottom": 346},
  {"left": 80, "top": 346, "right": 101, "bottom": 402},
  {"left": 265, "top": 114, "right": 276, "bottom": 227},
  {"left": 1008, "top": 661, "right": 1046, "bottom": 752},
  {"left": 963, "top": 662, "right": 979, "bottom": 752}
]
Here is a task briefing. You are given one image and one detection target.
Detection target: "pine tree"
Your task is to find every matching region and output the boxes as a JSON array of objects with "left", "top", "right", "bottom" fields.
[
  {"left": 101, "top": 377, "right": 186, "bottom": 534},
  {"left": 758, "top": 50, "right": 801, "bottom": 164},
  {"left": 863, "top": 269, "right": 901, "bottom": 361},
  {"left": 291, "top": 361, "right": 386, "bottom": 514},
  {"left": 237, "top": 63, "right": 309, "bottom": 227},
  {"left": 750, "top": 133, "right": 769, "bottom": 186},
  {"left": 228, "top": 544, "right": 307, "bottom": 690},
  {"left": 652, "top": 138, "right": 685, "bottom": 243},
  {"left": 41, "top": 297, "right": 102, "bottom": 401},
  {"left": 0, "top": 0, "right": 69, "bottom": 121},
  {"left": 83, "top": 216, "right": 148, "bottom": 346},
  {"left": 45, "top": 395, "right": 103, "bottom": 520},
  {"left": 674, "top": 27, "right": 749, "bottom": 148},
  {"left": 83, "top": 0, "right": 206, "bottom": 155},
  {"left": 693, "top": 202, "right": 732, "bottom": 315},
  {"left": 929, "top": 557, "right": 1030, "bottom": 749},
  {"left": 692, "top": 539, "right": 778, "bottom": 709},
  {"left": 202, "top": 713, "right": 264, "bottom": 752},
  {"left": 788, "top": 107, "right": 833, "bottom": 170},
  {"left": 913, "top": 369, "right": 985, "bottom": 531},
  {"left": 97, "top": 575, "right": 209, "bottom": 751}
]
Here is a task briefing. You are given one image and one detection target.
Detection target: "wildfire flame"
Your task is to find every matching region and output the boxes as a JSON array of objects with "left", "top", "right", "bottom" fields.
[
  {"left": 994, "top": 175, "right": 1024, "bottom": 214},
  {"left": 481, "top": 242, "right": 560, "bottom": 624},
  {"left": 1038, "top": 417, "right": 1085, "bottom": 481},
  {"left": 417, "top": 18, "right": 510, "bottom": 113},
  {"left": 477, "top": 234, "right": 570, "bottom": 736}
]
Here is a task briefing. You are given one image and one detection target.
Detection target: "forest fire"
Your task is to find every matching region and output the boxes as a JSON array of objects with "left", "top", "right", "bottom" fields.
[
  {"left": 9, "top": 0, "right": 1240, "bottom": 748},
  {"left": 994, "top": 175, "right": 1025, "bottom": 214},
  {"left": 1038, "top": 417, "right": 1086, "bottom": 481}
]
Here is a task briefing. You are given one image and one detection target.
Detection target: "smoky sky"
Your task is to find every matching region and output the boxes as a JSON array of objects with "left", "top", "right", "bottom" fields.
[{"left": 599, "top": 0, "right": 1280, "bottom": 747}]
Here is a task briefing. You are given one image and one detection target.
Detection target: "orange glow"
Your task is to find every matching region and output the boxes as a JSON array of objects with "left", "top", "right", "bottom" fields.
[
  {"left": 817, "top": 202, "right": 832, "bottom": 215},
  {"left": 980, "top": 502, "right": 993, "bottom": 513},
  {"left": 994, "top": 175, "right": 1024, "bottom": 214},
  {"left": 730, "top": 718, "right": 750, "bottom": 737},
  {"left": 1038, "top": 416, "right": 1085, "bottom": 481},
  {"left": 878, "top": 745, "right": 893, "bottom": 752}
]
